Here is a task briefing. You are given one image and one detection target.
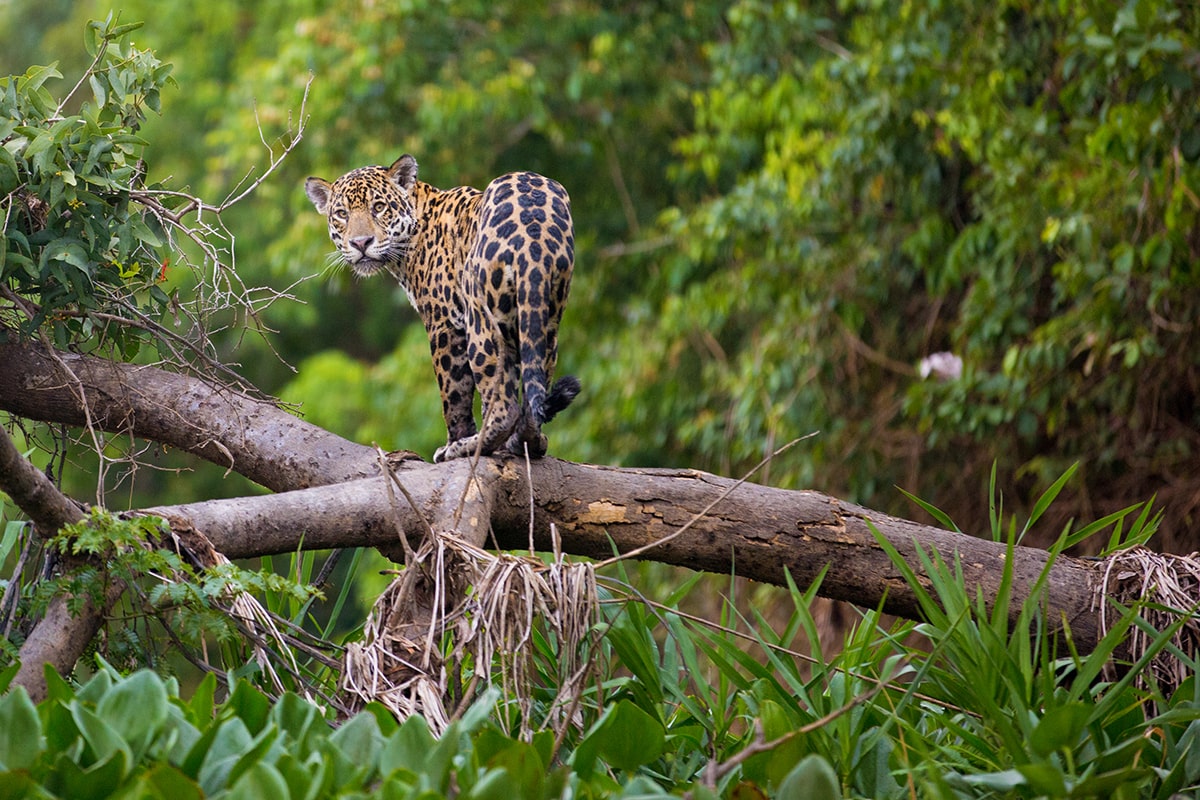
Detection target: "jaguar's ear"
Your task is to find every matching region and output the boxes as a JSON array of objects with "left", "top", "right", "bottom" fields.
[
  {"left": 304, "top": 177, "right": 333, "bottom": 214},
  {"left": 389, "top": 154, "right": 418, "bottom": 192}
]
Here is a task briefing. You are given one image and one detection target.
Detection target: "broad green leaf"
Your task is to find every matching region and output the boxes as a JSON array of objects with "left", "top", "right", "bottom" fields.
[
  {"left": 276, "top": 752, "right": 327, "bottom": 800},
  {"left": 0, "top": 772, "right": 42, "bottom": 799},
  {"left": 227, "top": 761, "right": 291, "bottom": 800},
  {"left": 46, "top": 748, "right": 128, "bottom": 800},
  {"left": 473, "top": 730, "right": 544, "bottom": 799},
  {"left": 196, "top": 717, "right": 253, "bottom": 795},
  {"left": 576, "top": 699, "right": 665, "bottom": 773},
  {"left": 463, "top": 767, "right": 519, "bottom": 800},
  {"left": 269, "top": 693, "right": 322, "bottom": 754},
  {"left": 70, "top": 702, "right": 132, "bottom": 771},
  {"left": 186, "top": 672, "right": 217, "bottom": 726},
  {"left": 1029, "top": 702, "right": 1091, "bottom": 758},
  {"left": 380, "top": 714, "right": 459, "bottom": 793},
  {"left": 128, "top": 215, "right": 162, "bottom": 248},
  {"left": 1015, "top": 762, "right": 1068, "bottom": 796},
  {"left": 328, "top": 710, "right": 382, "bottom": 769},
  {"left": 96, "top": 670, "right": 169, "bottom": 760},
  {"left": 226, "top": 724, "right": 284, "bottom": 789},
  {"left": 123, "top": 763, "right": 204, "bottom": 800},
  {"left": 777, "top": 754, "right": 841, "bottom": 800},
  {"left": 0, "top": 688, "right": 43, "bottom": 770},
  {"left": 226, "top": 681, "right": 271, "bottom": 735},
  {"left": 18, "top": 63, "right": 62, "bottom": 93}
]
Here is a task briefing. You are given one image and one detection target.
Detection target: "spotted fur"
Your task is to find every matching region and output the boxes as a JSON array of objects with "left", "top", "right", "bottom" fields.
[{"left": 305, "top": 155, "right": 579, "bottom": 462}]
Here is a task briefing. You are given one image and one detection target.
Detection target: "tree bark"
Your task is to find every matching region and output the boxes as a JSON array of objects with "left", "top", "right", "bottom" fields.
[
  {"left": 146, "top": 458, "right": 1105, "bottom": 653},
  {"left": 0, "top": 338, "right": 1109, "bottom": 699},
  {"left": 0, "top": 338, "right": 379, "bottom": 490}
]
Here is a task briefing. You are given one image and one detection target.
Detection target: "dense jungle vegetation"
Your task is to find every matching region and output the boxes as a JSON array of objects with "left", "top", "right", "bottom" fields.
[{"left": 2, "top": 1, "right": 1199, "bottom": 797}]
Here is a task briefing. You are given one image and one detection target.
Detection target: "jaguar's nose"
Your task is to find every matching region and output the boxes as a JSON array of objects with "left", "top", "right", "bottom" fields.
[{"left": 349, "top": 236, "right": 374, "bottom": 255}]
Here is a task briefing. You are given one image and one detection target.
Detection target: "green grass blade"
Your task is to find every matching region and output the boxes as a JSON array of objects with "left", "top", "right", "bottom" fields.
[
  {"left": 1021, "top": 462, "right": 1079, "bottom": 542},
  {"left": 897, "top": 487, "right": 962, "bottom": 533}
]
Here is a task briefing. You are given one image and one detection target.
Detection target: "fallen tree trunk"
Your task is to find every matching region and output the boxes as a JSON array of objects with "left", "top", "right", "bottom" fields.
[
  {"left": 153, "top": 457, "right": 1106, "bottom": 651},
  {"left": 0, "top": 338, "right": 1121, "bottom": 701}
]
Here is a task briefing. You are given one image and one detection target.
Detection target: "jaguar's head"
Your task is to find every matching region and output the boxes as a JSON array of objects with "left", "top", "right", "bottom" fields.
[{"left": 305, "top": 154, "right": 419, "bottom": 278}]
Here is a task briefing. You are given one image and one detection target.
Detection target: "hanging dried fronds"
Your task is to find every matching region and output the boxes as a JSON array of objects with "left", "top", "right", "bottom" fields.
[
  {"left": 340, "top": 525, "right": 600, "bottom": 738},
  {"left": 1095, "top": 546, "right": 1200, "bottom": 695}
]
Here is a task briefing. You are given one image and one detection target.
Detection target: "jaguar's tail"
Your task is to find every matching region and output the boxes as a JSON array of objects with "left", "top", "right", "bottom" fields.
[{"left": 540, "top": 375, "right": 581, "bottom": 424}]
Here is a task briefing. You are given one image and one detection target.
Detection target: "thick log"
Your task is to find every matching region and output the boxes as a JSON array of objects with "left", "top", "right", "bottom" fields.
[
  {"left": 0, "top": 336, "right": 378, "bottom": 700},
  {"left": 154, "top": 458, "right": 1105, "bottom": 652}
]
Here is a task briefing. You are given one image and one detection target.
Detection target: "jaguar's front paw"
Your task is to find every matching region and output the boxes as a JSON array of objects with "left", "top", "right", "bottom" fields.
[{"left": 434, "top": 434, "right": 479, "bottom": 463}]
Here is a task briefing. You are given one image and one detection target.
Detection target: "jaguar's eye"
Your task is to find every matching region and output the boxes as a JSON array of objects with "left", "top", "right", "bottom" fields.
[
  {"left": 372, "top": 201, "right": 387, "bottom": 215},
  {"left": 332, "top": 208, "right": 349, "bottom": 222}
]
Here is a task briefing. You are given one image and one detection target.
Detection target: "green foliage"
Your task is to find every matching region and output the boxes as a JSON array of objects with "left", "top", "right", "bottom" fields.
[
  {"left": 18, "top": 508, "right": 324, "bottom": 686},
  {"left": 0, "top": 15, "right": 174, "bottom": 352},
  {"left": 4, "top": 479, "right": 1199, "bottom": 797}
]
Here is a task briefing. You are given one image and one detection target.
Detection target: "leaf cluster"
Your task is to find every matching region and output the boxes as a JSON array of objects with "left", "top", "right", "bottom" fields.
[
  {"left": 15, "top": 508, "right": 322, "bottom": 682},
  {"left": 1, "top": 16, "right": 175, "bottom": 353}
]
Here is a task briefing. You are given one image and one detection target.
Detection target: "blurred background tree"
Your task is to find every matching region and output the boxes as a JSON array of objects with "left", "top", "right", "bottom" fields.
[{"left": 2, "top": 0, "right": 1197, "bottom": 553}]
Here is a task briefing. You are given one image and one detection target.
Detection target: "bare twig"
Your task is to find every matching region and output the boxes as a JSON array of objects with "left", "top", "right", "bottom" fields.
[{"left": 219, "top": 75, "right": 312, "bottom": 211}]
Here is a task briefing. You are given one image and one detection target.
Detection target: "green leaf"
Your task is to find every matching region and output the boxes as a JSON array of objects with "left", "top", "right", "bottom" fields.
[
  {"left": 0, "top": 772, "right": 42, "bottom": 799},
  {"left": 227, "top": 761, "right": 291, "bottom": 800},
  {"left": 380, "top": 714, "right": 457, "bottom": 793},
  {"left": 473, "top": 730, "right": 545, "bottom": 799},
  {"left": 107, "top": 21, "right": 145, "bottom": 39},
  {"left": 897, "top": 486, "right": 961, "bottom": 533},
  {"left": 955, "top": 768, "right": 1027, "bottom": 791},
  {"left": 1029, "top": 702, "right": 1091, "bottom": 757},
  {"left": 124, "top": 763, "right": 204, "bottom": 800},
  {"left": 46, "top": 748, "right": 129, "bottom": 800},
  {"left": 328, "top": 711, "right": 382, "bottom": 769},
  {"left": 777, "top": 754, "right": 841, "bottom": 800},
  {"left": 269, "top": 692, "right": 322, "bottom": 753},
  {"left": 0, "top": 688, "right": 44, "bottom": 770},
  {"left": 70, "top": 702, "right": 132, "bottom": 771},
  {"left": 186, "top": 672, "right": 217, "bottom": 726},
  {"left": 96, "top": 670, "right": 169, "bottom": 760},
  {"left": 576, "top": 699, "right": 665, "bottom": 774},
  {"left": 224, "top": 723, "right": 283, "bottom": 789},
  {"left": 196, "top": 718, "right": 253, "bottom": 795},
  {"left": 22, "top": 130, "right": 56, "bottom": 168},
  {"left": 128, "top": 215, "right": 163, "bottom": 248},
  {"left": 43, "top": 239, "right": 92, "bottom": 274},
  {"left": 1015, "top": 761, "right": 1068, "bottom": 796},
  {"left": 226, "top": 680, "right": 271, "bottom": 735},
  {"left": 276, "top": 752, "right": 327, "bottom": 800},
  {"left": 18, "top": 63, "right": 62, "bottom": 93},
  {"left": 0, "top": 662, "right": 18, "bottom": 695}
]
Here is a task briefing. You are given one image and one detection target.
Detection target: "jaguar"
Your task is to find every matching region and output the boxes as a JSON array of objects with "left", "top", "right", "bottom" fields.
[{"left": 305, "top": 155, "right": 579, "bottom": 462}]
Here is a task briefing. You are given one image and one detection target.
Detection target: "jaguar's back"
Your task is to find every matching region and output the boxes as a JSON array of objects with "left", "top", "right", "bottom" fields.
[{"left": 305, "top": 155, "right": 579, "bottom": 462}]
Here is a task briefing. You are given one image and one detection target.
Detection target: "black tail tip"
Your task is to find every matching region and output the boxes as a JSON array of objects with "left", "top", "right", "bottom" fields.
[{"left": 543, "top": 375, "right": 581, "bottom": 422}]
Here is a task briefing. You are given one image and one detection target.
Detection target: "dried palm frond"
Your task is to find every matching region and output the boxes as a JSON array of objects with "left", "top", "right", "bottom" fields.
[
  {"left": 340, "top": 525, "right": 599, "bottom": 738},
  {"left": 1095, "top": 546, "right": 1200, "bottom": 695}
]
